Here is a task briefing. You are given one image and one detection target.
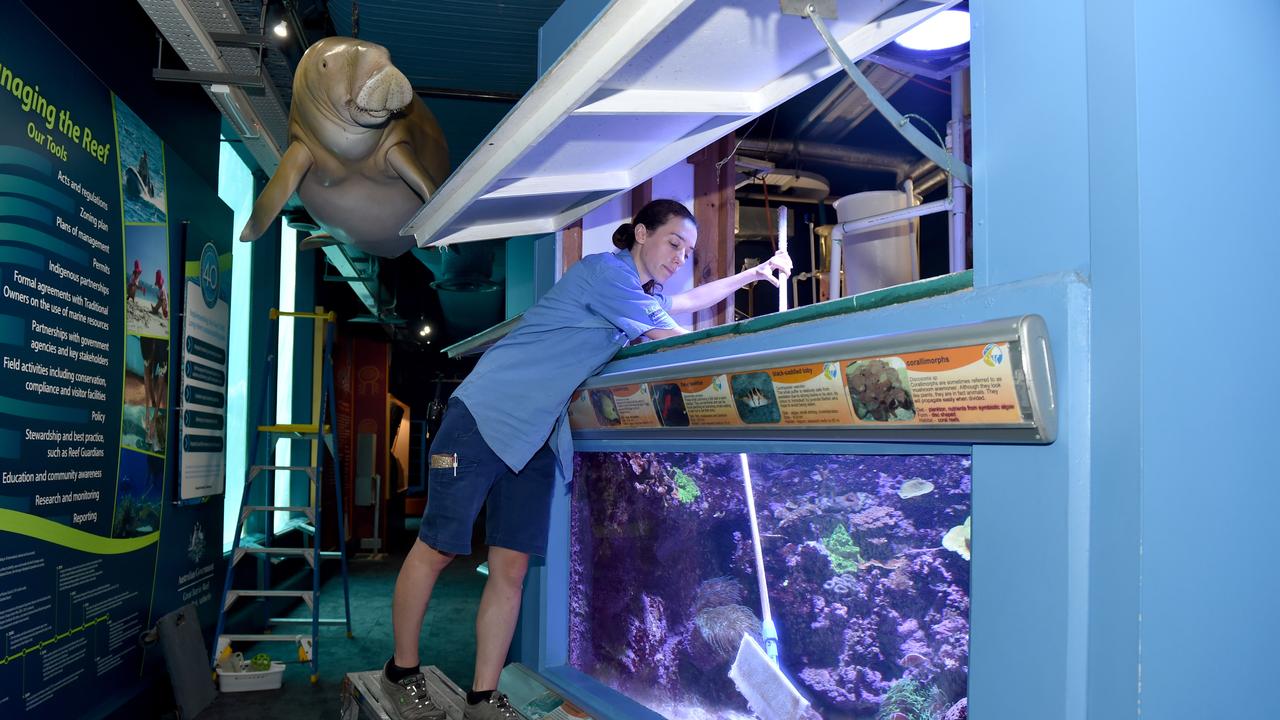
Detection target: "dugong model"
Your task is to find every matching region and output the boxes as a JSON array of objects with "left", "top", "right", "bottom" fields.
[{"left": 240, "top": 37, "right": 449, "bottom": 258}]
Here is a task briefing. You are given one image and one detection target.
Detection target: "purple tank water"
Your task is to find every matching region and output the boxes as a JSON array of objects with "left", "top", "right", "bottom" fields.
[{"left": 569, "top": 452, "right": 971, "bottom": 720}]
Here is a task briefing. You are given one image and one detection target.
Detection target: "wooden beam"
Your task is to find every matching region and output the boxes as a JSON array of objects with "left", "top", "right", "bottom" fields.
[
  {"left": 688, "top": 134, "right": 737, "bottom": 329},
  {"left": 561, "top": 219, "right": 583, "bottom": 275},
  {"left": 630, "top": 179, "right": 652, "bottom": 215}
]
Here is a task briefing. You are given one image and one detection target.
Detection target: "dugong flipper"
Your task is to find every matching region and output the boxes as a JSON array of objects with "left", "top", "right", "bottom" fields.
[
  {"left": 242, "top": 143, "right": 314, "bottom": 242},
  {"left": 240, "top": 37, "right": 450, "bottom": 258}
]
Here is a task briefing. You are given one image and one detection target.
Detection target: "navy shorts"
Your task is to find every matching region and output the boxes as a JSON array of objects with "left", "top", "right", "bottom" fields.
[{"left": 418, "top": 397, "right": 556, "bottom": 557}]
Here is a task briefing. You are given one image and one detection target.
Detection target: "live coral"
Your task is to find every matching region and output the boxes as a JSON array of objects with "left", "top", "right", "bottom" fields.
[
  {"left": 877, "top": 677, "right": 945, "bottom": 720},
  {"left": 942, "top": 516, "right": 971, "bottom": 561},
  {"left": 673, "top": 468, "right": 701, "bottom": 504},
  {"left": 822, "top": 523, "right": 864, "bottom": 574}
]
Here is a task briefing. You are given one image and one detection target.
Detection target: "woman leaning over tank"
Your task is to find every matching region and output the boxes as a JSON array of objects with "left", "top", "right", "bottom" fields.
[{"left": 380, "top": 199, "right": 792, "bottom": 720}]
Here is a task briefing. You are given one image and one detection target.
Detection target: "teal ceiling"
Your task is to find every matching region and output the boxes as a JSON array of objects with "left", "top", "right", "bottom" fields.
[{"left": 326, "top": 0, "right": 566, "bottom": 96}]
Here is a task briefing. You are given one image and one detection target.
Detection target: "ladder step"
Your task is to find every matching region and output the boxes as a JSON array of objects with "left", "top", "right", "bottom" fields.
[
  {"left": 258, "top": 423, "right": 331, "bottom": 437},
  {"left": 320, "top": 551, "right": 342, "bottom": 560},
  {"left": 270, "top": 617, "right": 347, "bottom": 626},
  {"left": 228, "top": 589, "right": 313, "bottom": 598},
  {"left": 241, "top": 547, "right": 313, "bottom": 556},
  {"left": 225, "top": 590, "right": 313, "bottom": 610},
  {"left": 242, "top": 505, "right": 314, "bottom": 514},
  {"left": 219, "top": 633, "right": 309, "bottom": 644},
  {"left": 233, "top": 547, "right": 316, "bottom": 568},
  {"left": 247, "top": 466, "right": 316, "bottom": 482}
]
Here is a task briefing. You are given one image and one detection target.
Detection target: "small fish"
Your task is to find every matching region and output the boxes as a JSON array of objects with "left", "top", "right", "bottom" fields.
[
  {"left": 900, "top": 652, "right": 927, "bottom": 667},
  {"left": 740, "top": 387, "right": 771, "bottom": 408}
]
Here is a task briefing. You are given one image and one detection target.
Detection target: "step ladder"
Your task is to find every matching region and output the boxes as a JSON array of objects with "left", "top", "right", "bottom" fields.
[{"left": 212, "top": 308, "right": 353, "bottom": 684}]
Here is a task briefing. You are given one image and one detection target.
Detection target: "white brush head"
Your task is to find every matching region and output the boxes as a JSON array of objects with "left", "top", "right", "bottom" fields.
[{"left": 728, "top": 634, "right": 812, "bottom": 720}]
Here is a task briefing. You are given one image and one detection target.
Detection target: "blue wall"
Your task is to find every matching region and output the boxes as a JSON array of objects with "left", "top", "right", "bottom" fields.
[
  {"left": 537, "top": 0, "right": 610, "bottom": 75},
  {"left": 971, "top": 0, "right": 1280, "bottom": 717},
  {"left": 1131, "top": 1, "right": 1279, "bottom": 717}
]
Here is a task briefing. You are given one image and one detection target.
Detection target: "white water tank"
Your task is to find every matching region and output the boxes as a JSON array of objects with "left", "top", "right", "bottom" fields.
[{"left": 833, "top": 191, "right": 919, "bottom": 296}]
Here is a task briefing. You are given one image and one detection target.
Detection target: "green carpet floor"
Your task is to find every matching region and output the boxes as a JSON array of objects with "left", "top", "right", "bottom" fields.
[{"left": 199, "top": 547, "right": 488, "bottom": 720}]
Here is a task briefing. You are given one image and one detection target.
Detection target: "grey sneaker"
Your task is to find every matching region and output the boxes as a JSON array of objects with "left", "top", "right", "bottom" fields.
[
  {"left": 463, "top": 692, "right": 522, "bottom": 720},
  {"left": 379, "top": 671, "right": 447, "bottom": 720}
]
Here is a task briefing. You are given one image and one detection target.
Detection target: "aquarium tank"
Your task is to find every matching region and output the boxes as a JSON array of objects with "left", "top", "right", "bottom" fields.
[{"left": 569, "top": 452, "right": 971, "bottom": 720}]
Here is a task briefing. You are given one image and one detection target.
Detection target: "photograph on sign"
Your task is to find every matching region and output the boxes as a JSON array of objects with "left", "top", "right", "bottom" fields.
[
  {"left": 729, "top": 371, "right": 781, "bottom": 424},
  {"left": 124, "top": 224, "right": 171, "bottom": 338},
  {"left": 114, "top": 95, "right": 167, "bottom": 224},
  {"left": 845, "top": 357, "right": 916, "bottom": 422},
  {"left": 123, "top": 334, "right": 169, "bottom": 455},
  {"left": 588, "top": 389, "right": 620, "bottom": 426},
  {"left": 650, "top": 382, "right": 689, "bottom": 427},
  {"left": 113, "top": 448, "right": 164, "bottom": 538}
]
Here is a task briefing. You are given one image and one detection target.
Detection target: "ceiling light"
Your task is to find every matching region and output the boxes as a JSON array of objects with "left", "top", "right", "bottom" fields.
[
  {"left": 273, "top": 20, "right": 288, "bottom": 38},
  {"left": 418, "top": 323, "right": 432, "bottom": 337},
  {"left": 894, "top": 10, "right": 969, "bottom": 52}
]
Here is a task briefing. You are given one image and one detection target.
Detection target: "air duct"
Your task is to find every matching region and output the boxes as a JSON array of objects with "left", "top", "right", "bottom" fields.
[{"left": 736, "top": 139, "right": 916, "bottom": 178}]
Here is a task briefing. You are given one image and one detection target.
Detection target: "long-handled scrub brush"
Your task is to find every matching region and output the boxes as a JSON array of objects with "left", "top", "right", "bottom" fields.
[{"left": 728, "top": 453, "right": 815, "bottom": 720}]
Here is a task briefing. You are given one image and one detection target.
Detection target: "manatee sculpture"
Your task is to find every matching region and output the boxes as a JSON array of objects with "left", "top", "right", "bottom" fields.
[{"left": 240, "top": 37, "right": 449, "bottom": 258}]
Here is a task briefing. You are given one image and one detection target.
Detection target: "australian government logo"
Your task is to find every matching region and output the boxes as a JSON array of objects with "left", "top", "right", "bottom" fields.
[
  {"left": 187, "top": 521, "right": 206, "bottom": 563},
  {"left": 199, "top": 242, "right": 220, "bottom": 309}
]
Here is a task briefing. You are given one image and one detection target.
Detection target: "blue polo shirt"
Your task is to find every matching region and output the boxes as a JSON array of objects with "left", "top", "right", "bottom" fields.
[{"left": 453, "top": 250, "right": 679, "bottom": 479}]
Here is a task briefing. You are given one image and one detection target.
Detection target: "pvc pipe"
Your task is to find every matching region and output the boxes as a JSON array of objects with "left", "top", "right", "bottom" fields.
[
  {"left": 831, "top": 198, "right": 953, "bottom": 241},
  {"left": 829, "top": 227, "right": 842, "bottom": 300},
  {"left": 902, "top": 179, "right": 920, "bottom": 281},
  {"left": 777, "top": 205, "right": 789, "bottom": 312},
  {"left": 949, "top": 69, "right": 970, "bottom": 273}
]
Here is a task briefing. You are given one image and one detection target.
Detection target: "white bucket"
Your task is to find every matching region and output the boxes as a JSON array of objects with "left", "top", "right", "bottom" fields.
[
  {"left": 218, "top": 661, "right": 286, "bottom": 692},
  {"left": 833, "top": 191, "right": 919, "bottom": 295}
]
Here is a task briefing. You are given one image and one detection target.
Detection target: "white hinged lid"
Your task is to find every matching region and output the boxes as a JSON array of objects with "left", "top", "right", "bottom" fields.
[{"left": 402, "top": 0, "right": 957, "bottom": 247}]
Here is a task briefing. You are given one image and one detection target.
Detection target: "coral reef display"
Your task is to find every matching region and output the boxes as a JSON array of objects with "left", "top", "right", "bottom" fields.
[{"left": 569, "top": 452, "right": 970, "bottom": 719}]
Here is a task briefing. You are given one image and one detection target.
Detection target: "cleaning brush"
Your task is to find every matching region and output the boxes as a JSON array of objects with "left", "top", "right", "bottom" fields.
[{"left": 728, "top": 453, "right": 814, "bottom": 720}]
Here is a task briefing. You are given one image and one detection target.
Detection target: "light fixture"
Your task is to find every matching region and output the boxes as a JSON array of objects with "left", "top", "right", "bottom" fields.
[
  {"left": 893, "top": 9, "right": 969, "bottom": 52},
  {"left": 273, "top": 20, "right": 288, "bottom": 38},
  {"left": 418, "top": 323, "right": 432, "bottom": 338},
  {"left": 208, "top": 83, "right": 258, "bottom": 139}
]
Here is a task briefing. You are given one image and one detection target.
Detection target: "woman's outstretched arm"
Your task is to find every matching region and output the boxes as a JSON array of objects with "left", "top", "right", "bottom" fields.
[{"left": 668, "top": 250, "right": 792, "bottom": 315}]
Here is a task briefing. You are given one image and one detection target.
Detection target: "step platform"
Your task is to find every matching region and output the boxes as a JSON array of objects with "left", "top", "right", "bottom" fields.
[
  {"left": 341, "top": 666, "right": 466, "bottom": 720},
  {"left": 342, "top": 663, "right": 594, "bottom": 720}
]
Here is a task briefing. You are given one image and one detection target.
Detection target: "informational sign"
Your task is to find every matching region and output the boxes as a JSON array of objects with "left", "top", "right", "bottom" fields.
[
  {"left": 844, "top": 343, "right": 1021, "bottom": 425},
  {"left": 609, "top": 384, "right": 660, "bottom": 428},
  {"left": 766, "top": 362, "right": 854, "bottom": 425},
  {"left": 671, "top": 375, "right": 738, "bottom": 427},
  {"left": 179, "top": 228, "right": 231, "bottom": 499},
  {"left": 0, "top": 5, "right": 221, "bottom": 716},
  {"left": 567, "top": 390, "right": 601, "bottom": 430},
  {"left": 568, "top": 317, "right": 1055, "bottom": 443}
]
